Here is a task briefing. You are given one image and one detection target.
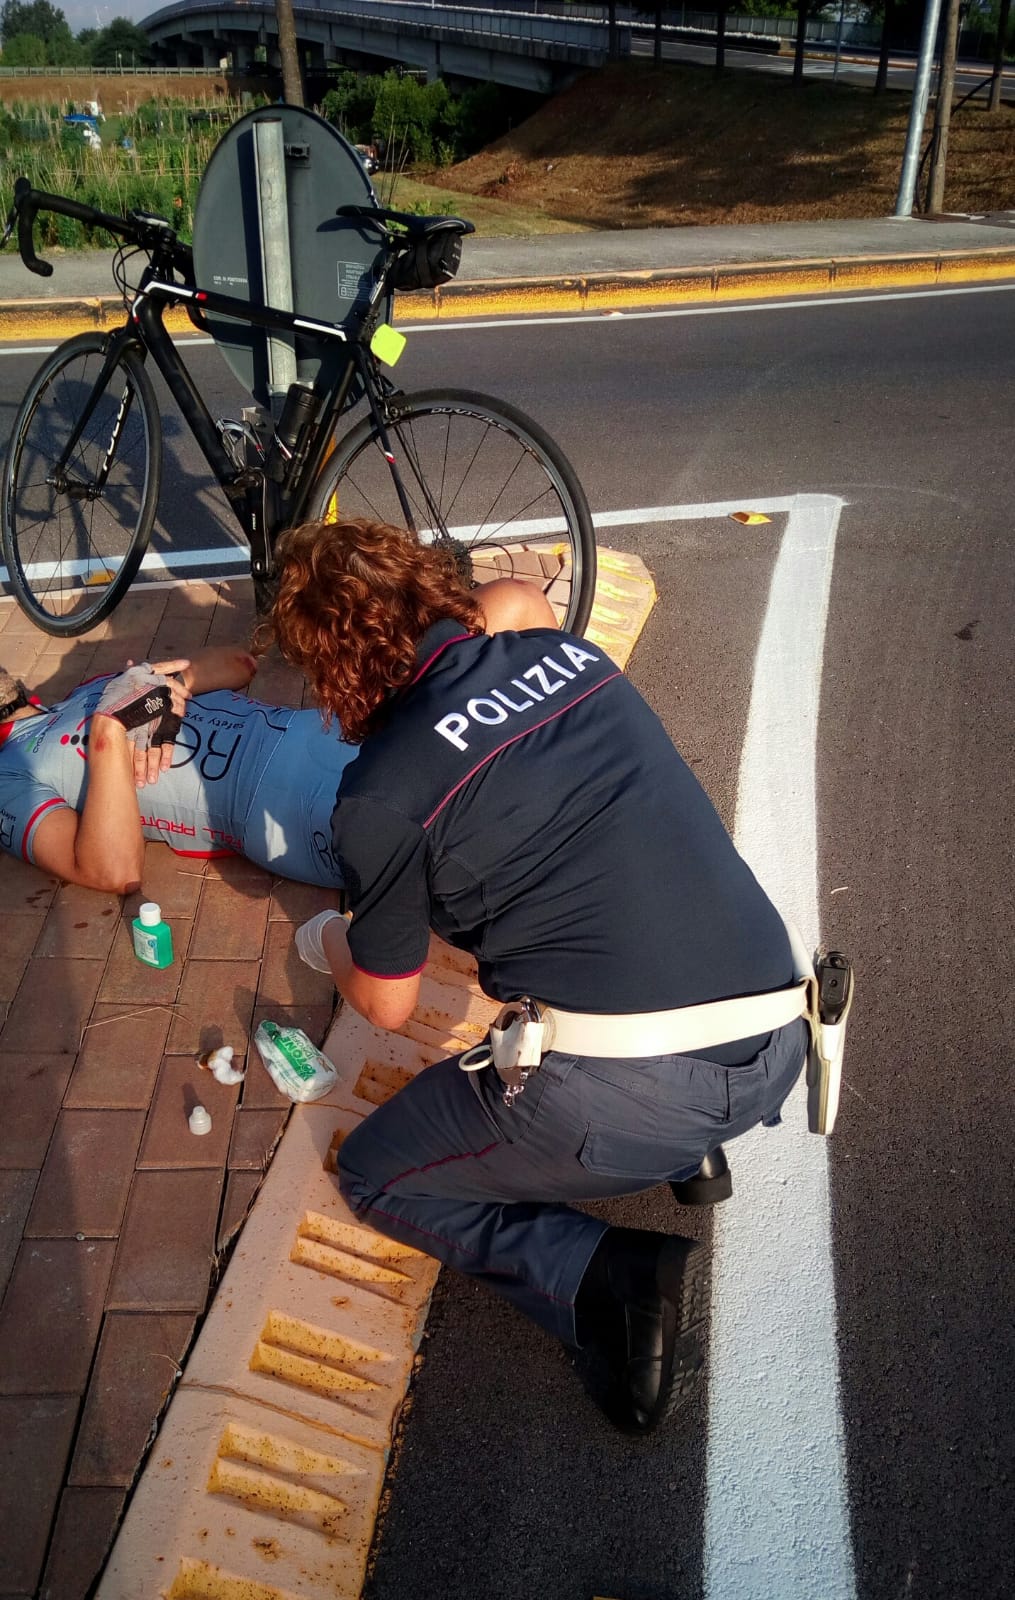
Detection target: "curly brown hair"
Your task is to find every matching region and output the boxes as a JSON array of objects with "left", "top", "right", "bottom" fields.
[{"left": 261, "top": 518, "right": 484, "bottom": 743}]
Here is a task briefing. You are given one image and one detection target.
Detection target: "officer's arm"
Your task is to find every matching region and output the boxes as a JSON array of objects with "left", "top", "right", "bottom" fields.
[
  {"left": 475, "top": 578, "right": 557, "bottom": 633},
  {"left": 319, "top": 914, "right": 422, "bottom": 1030}
]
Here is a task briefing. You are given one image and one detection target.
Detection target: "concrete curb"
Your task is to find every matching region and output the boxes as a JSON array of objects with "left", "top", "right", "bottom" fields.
[
  {"left": 1, "top": 247, "right": 1014, "bottom": 341},
  {"left": 421, "top": 245, "right": 1015, "bottom": 318}
]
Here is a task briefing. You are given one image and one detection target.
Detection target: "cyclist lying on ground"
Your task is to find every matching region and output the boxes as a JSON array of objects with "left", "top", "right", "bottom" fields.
[{"left": 0, "top": 576, "right": 553, "bottom": 895}]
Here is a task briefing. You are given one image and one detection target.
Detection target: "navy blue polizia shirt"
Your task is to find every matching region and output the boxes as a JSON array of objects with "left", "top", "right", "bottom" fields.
[{"left": 331, "top": 620, "right": 793, "bottom": 1013}]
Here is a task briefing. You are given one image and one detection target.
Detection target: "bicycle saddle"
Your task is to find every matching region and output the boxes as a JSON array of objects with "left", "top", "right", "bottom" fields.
[
  {"left": 338, "top": 204, "right": 475, "bottom": 292},
  {"left": 337, "top": 203, "right": 475, "bottom": 240}
]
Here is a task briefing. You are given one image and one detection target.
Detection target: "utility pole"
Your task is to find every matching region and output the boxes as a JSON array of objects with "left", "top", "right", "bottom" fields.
[
  {"left": 926, "top": 0, "right": 961, "bottom": 213},
  {"left": 893, "top": 0, "right": 945, "bottom": 216},
  {"left": 989, "top": 0, "right": 1012, "bottom": 111},
  {"left": 716, "top": 2, "right": 727, "bottom": 73},
  {"left": 275, "top": 0, "right": 304, "bottom": 106}
]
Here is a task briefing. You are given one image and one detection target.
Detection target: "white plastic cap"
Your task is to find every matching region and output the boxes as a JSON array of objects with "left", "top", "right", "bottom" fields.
[
  {"left": 138, "top": 902, "right": 162, "bottom": 927},
  {"left": 188, "top": 1105, "right": 212, "bottom": 1136}
]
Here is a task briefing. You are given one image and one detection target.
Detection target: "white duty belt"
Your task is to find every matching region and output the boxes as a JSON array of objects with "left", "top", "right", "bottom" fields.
[
  {"left": 540, "top": 983, "right": 807, "bottom": 1060},
  {"left": 539, "top": 921, "right": 816, "bottom": 1060},
  {"left": 467, "top": 923, "right": 852, "bottom": 1135}
]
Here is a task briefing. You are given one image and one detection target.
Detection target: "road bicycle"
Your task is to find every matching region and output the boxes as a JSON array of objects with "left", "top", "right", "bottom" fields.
[{"left": 0, "top": 177, "right": 596, "bottom": 639}]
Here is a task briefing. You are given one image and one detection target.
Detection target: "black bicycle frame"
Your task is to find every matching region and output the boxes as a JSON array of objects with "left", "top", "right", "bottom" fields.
[{"left": 128, "top": 252, "right": 418, "bottom": 570}]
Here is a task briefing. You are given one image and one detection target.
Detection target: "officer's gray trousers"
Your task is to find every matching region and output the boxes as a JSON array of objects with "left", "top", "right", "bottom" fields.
[{"left": 337, "top": 1017, "right": 807, "bottom": 1347}]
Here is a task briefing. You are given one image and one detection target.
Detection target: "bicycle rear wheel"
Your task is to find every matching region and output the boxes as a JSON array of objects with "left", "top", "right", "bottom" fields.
[
  {"left": 307, "top": 388, "right": 597, "bottom": 636},
  {"left": 2, "top": 332, "right": 161, "bottom": 637}
]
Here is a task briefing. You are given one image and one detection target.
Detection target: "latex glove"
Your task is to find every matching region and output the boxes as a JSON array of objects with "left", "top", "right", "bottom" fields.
[{"left": 295, "top": 909, "right": 350, "bottom": 974}]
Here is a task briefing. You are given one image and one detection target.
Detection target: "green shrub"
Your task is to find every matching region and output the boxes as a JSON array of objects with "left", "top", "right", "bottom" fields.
[
  {"left": 320, "top": 68, "right": 530, "bottom": 167},
  {"left": 0, "top": 97, "right": 243, "bottom": 249}
]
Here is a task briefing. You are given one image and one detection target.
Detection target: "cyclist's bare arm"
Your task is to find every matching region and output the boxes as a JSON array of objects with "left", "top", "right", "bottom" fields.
[
  {"left": 32, "top": 719, "right": 145, "bottom": 894},
  {"left": 475, "top": 579, "right": 557, "bottom": 634},
  {"left": 31, "top": 666, "right": 189, "bottom": 892}
]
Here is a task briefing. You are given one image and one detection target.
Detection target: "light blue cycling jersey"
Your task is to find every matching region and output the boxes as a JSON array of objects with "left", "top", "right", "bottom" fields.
[{"left": 0, "top": 678, "right": 358, "bottom": 885}]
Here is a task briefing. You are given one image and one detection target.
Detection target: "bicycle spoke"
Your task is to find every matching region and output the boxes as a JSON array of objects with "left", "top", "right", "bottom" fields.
[
  {"left": 317, "top": 393, "right": 593, "bottom": 635},
  {"left": 4, "top": 338, "right": 155, "bottom": 631}
]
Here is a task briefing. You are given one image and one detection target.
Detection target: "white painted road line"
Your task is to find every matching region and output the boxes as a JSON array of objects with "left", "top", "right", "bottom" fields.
[
  {"left": 0, "top": 500, "right": 832, "bottom": 591},
  {"left": 706, "top": 493, "right": 855, "bottom": 1599}
]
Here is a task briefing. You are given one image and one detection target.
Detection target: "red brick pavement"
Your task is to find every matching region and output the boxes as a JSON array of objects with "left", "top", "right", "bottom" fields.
[{"left": 0, "top": 580, "right": 340, "bottom": 1599}]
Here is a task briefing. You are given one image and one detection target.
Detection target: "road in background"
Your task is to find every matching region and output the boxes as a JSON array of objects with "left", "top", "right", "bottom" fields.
[
  {"left": 632, "top": 33, "right": 1010, "bottom": 99},
  {"left": 1, "top": 283, "right": 1013, "bottom": 1597}
]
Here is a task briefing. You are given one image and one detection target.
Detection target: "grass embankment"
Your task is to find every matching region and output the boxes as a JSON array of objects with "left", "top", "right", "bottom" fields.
[{"left": 442, "top": 60, "right": 1015, "bottom": 228}]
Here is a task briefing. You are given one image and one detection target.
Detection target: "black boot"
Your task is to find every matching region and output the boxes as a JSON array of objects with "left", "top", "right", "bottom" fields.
[
  {"left": 576, "top": 1226, "right": 711, "bottom": 1435},
  {"left": 670, "top": 1146, "right": 732, "bottom": 1207}
]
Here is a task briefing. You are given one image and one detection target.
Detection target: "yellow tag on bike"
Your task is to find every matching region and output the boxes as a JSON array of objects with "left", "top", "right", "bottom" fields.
[{"left": 370, "top": 323, "right": 406, "bottom": 367}]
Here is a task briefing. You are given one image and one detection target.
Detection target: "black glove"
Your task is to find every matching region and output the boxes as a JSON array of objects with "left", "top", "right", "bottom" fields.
[{"left": 151, "top": 709, "right": 182, "bottom": 749}]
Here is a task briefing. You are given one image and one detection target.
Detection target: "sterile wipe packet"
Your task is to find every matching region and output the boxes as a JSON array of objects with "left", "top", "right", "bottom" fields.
[{"left": 254, "top": 1020, "right": 338, "bottom": 1103}]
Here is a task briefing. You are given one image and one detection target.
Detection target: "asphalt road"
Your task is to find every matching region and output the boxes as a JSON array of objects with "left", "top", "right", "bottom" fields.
[
  {"left": 1, "top": 281, "right": 1013, "bottom": 1598},
  {"left": 632, "top": 33, "right": 1010, "bottom": 100}
]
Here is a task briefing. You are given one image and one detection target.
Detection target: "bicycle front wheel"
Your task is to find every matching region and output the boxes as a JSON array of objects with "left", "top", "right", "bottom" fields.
[
  {"left": 308, "top": 389, "right": 597, "bottom": 636},
  {"left": 2, "top": 332, "right": 161, "bottom": 637}
]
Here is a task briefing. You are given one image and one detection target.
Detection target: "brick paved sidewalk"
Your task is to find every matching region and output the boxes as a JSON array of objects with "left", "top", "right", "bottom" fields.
[{"left": 0, "top": 578, "right": 340, "bottom": 1600}]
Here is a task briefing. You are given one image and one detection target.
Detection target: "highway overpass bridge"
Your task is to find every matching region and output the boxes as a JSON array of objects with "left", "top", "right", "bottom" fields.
[{"left": 142, "top": 0, "right": 629, "bottom": 94}]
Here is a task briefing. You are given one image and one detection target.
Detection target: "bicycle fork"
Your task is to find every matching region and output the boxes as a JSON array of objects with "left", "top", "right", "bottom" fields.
[{"left": 51, "top": 334, "right": 137, "bottom": 499}]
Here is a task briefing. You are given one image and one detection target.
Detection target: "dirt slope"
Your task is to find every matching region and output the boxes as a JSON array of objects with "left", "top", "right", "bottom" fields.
[{"left": 444, "top": 61, "right": 1015, "bottom": 229}]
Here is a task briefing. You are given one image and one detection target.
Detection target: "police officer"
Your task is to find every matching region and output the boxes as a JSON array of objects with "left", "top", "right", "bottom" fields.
[{"left": 271, "top": 517, "right": 809, "bottom": 1435}]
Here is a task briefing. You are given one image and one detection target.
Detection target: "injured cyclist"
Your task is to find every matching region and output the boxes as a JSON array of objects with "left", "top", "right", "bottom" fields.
[{"left": 0, "top": 576, "right": 555, "bottom": 894}]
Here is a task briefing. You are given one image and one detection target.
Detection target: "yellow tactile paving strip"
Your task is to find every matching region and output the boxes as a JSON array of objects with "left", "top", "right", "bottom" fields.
[{"left": 97, "top": 549, "right": 657, "bottom": 1600}]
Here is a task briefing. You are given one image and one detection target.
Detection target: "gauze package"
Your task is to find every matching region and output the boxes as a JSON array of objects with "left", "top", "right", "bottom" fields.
[{"left": 254, "top": 1020, "right": 337, "bottom": 1103}]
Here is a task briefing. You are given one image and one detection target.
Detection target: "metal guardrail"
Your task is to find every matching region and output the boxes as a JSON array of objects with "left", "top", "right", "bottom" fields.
[
  {"left": 431, "top": 0, "right": 881, "bottom": 44},
  {"left": 142, "top": 0, "right": 881, "bottom": 50},
  {"left": 0, "top": 64, "right": 223, "bottom": 76},
  {"left": 299, "top": 0, "right": 606, "bottom": 48},
  {"left": 145, "top": 0, "right": 612, "bottom": 52}
]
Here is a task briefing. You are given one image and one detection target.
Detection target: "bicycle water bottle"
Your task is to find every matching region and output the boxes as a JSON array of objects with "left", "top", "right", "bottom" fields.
[{"left": 265, "top": 382, "right": 318, "bottom": 483}]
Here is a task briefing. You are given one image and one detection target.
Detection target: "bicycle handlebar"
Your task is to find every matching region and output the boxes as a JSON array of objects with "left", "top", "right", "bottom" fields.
[{"left": 4, "top": 177, "right": 191, "bottom": 279}]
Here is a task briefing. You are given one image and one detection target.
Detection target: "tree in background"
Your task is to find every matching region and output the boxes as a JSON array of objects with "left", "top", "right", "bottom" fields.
[
  {"left": 373, "top": 71, "right": 456, "bottom": 165},
  {"left": 321, "top": 69, "right": 382, "bottom": 139},
  {"left": 989, "top": 0, "right": 1014, "bottom": 108},
  {"left": 275, "top": 0, "right": 304, "bottom": 105},
  {"left": 88, "top": 17, "right": 153, "bottom": 67},
  {"left": 1, "top": 29, "right": 45, "bottom": 64},
  {"left": 0, "top": 0, "right": 76, "bottom": 63}
]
